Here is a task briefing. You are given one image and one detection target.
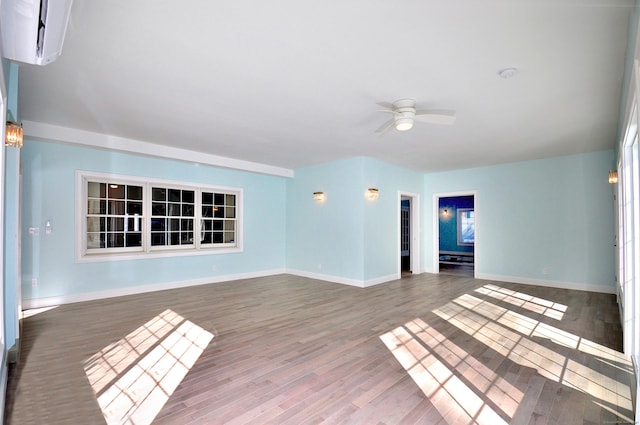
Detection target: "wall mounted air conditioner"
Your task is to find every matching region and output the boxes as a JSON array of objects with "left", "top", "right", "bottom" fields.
[{"left": 1, "top": 0, "right": 74, "bottom": 66}]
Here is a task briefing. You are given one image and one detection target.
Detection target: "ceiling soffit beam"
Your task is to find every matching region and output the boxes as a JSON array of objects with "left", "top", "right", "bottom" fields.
[{"left": 22, "top": 120, "right": 294, "bottom": 178}]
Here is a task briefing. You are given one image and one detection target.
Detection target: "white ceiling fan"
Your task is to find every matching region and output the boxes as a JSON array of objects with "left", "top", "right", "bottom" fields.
[{"left": 375, "top": 98, "right": 456, "bottom": 135}]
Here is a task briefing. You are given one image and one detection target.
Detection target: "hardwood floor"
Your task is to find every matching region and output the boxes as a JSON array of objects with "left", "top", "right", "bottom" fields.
[{"left": 4, "top": 273, "right": 633, "bottom": 424}]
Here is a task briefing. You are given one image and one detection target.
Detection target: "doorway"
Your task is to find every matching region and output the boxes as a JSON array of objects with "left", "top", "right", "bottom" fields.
[
  {"left": 433, "top": 192, "right": 476, "bottom": 277},
  {"left": 399, "top": 192, "right": 420, "bottom": 278}
]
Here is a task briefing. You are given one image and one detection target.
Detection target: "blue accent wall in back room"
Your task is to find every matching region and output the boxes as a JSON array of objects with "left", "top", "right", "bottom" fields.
[{"left": 439, "top": 195, "right": 474, "bottom": 253}]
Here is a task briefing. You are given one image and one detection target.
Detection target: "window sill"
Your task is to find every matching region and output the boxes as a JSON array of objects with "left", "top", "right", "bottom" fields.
[{"left": 77, "top": 246, "right": 243, "bottom": 263}]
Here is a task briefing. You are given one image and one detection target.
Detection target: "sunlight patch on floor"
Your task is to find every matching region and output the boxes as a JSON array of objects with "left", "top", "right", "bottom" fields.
[
  {"left": 380, "top": 326, "right": 509, "bottom": 424},
  {"left": 433, "top": 295, "right": 634, "bottom": 423},
  {"left": 84, "top": 309, "right": 214, "bottom": 425},
  {"left": 475, "top": 284, "right": 567, "bottom": 320}
]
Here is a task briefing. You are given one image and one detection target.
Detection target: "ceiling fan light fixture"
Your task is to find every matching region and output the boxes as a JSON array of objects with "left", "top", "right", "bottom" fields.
[{"left": 395, "top": 118, "right": 413, "bottom": 131}]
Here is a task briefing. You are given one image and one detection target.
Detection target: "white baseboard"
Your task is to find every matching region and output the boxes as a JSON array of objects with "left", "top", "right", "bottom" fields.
[
  {"left": 0, "top": 350, "right": 7, "bottom": 425},
  {"left": 363, "top": 274, "right": 399, "bottom": 287},
  {"left": 23, "top": 269, "right": 612, "bottom": 311},
  {"left": 286, "top": 269, "right": 366, "bottom": 287},
  {"left": 476, "top": 272, "right": 616, "bottom": 294},
  {"left": 286, "top": 269, "right": 398, "bottom": 288},
  {"left": 22, "top": 269, "right": 287, "bottom": 309}
]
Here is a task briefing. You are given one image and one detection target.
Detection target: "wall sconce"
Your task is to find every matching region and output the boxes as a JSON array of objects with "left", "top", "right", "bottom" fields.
[
  {"left": 367, "top": 188, "right": 379, "bottom": 200},
  {"left": 608, "top": 170, "right": 618, "bottom": 184},
  {"left": 5, "top": 122, "right": 23, "bottom": 148},
  {"left": 313, "top": 191, "right": 325, "bottom": 202}
]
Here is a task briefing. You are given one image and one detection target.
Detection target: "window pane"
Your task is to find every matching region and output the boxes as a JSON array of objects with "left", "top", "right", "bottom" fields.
[
  {"left": 169, "top": 203, "right": 181, "bottom": 216},
  {"left": 214, "top": 207, "right": 224, "bottom": 218},
  {"left": 126, "top": 233, "right": 142, "bottom": 247},
  {"left": 127, "top": 202, "right": 143, "bottom": 215},
  {"left": 202, "top": 206, "right": 213, "bottom": 218},
  {"left": 151, "top": 218, "right": 165, "bottom": 231},
  {"left": 226, "top": 207, "right": 235, "bottom": 218},
  {"left": 88, "top": 182, "right": 105, "bottom": 198},
  {"left": 212, "top": 232, "right": 223, "bottom": 243},
  {"left": 152, "top": 188, "right": 166, "bottom": 201},
  {"left": 226, "top": 194, "right": 236, "bottom": 206},
  {"left": 182, "top": 204, "right": 194, "bottom": 216},
  {"left": 224, "top": 220, "right": 235, "bottom": 231},
  {"left": 108, "top": 200, "right": 125, "bottom": 215},
  {"left": 87, "top": 217, "right": 102, "bottom": 232},
  {"left": 151, "top": 233, "right": 165, "bottom": 246},
  {"left": 87, "top": 199, "right": 102, "bottom": 214},
  {"left": 214, "top": 193, "right": 224, "bottom": 205},
  {"left": 108, "top": 185, "right": 125, "bottom": 199},
  {"left": 87, "top": 233, "right": 103, "bottom": 249},
  {"left": 152, "top": 202, "right": 166, "bottom": 216},
  {"left": 107, "top": 233, "right": 124, "bottom": 248},
  {"left": 127, "top": 186, "right": 143, "bottom": 200},
  {"left": 202, "top": 192, "right": 213, "bottom": 204},
  {"left": 213, "top": 220, "right": 223, "bottom": 231},
  {"left": 107, "top": 217, "right": 124, "bottom": 231},
  {"left": 182, "top": 190, "right": 194, "bottom": 203},
  {"left": 168, "top": 189, "right": 181, "bottom": 202}
]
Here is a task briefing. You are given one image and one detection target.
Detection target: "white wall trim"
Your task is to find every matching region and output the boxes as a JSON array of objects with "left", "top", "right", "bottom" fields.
[
  {"left": 23, "top": 120, "right": 294, "bottom": 178},
  {"left": 476, "top": 272, "right": 615, "bottom": 294},
  {"left": 363, "top": 273, "right": 398, "bottom": 288},
  {"left": 22, "top": 268, "right": 286, "bottom": 309}
]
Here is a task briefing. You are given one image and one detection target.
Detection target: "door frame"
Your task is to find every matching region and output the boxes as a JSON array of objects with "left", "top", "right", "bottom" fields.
[
  {"left": 432, "top": 190, "right": 478, "bottom": 277},
  {"left": 398, "top": 191, "right": 420, "bottom": 277}
]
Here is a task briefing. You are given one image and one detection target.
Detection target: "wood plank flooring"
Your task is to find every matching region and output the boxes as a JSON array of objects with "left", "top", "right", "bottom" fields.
[{"left": 3, "top": 273, "right": 633, "bottom": 424}]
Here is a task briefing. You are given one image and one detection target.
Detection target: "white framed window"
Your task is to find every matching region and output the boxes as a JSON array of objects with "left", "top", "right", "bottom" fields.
[
  {"left": 76, "top": 171, "right": 243, "bottom": 262},
  {"left": 457, "top": 208, "right": 475, "bottom": 246}
]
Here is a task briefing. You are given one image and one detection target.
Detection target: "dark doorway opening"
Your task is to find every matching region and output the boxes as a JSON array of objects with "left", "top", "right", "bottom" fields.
[{"left": 401, "top": 199, "right": 410, "bottom": 273}]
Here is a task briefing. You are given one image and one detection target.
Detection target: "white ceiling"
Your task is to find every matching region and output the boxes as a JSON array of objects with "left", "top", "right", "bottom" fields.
[{"left": 16, "top": 0, "right": 635, "bottom": 173}]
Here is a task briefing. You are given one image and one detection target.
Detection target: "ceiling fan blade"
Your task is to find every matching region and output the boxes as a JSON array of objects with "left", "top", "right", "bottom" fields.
[
  {"left": 376, "top": 101, "right": 395, "bottom": 110},
  {"left": 414, "top": 110, "right": 456, "bottom": 125},
  {"left": 375, "top": 118, "right": 395, "bottom": 135}
]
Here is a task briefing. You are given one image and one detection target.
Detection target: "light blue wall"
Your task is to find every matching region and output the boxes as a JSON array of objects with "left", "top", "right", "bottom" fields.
[
  {"left": 362, "top": 157, "right": 423, "bottom": 280},
  {"left": 424, "top": 150, "right": 615, "bottom": 291},
  {"left": 286, "top": 156, "right": 423, "bottom": 282},
  {"left": 286, "top": 157, "right": 366, "bottom": 280},
  {"left": 20, "top": 141, "right": 287, "bottom": 301},
  {"left": 4, "top": 62, "right": 19, "bottom": 350}
]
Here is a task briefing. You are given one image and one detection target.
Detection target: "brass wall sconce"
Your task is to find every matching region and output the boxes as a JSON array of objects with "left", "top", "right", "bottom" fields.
[
  {"left": 608, "top": 170, "right": 618, "bottom": 184},
  {"left": 367, "top": 188, "right": 379, "bottom": 200},
  {"left": 313, "top": 191, "right": 325, "bottom": 202},
  {"left": 5, "top": 122, "right": 23, "bottom": 148}
]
